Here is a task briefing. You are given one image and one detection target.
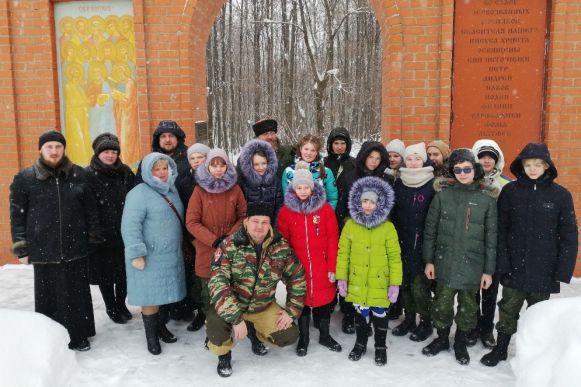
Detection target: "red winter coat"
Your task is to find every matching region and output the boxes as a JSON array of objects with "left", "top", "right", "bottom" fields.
[{"left": 277, "top": 184, "right": 338, "bottom": 307}]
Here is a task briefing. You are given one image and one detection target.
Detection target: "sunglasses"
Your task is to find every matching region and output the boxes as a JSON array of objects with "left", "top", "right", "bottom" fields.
[{"left": 453, "top": 167, "right": 474, "bottom": 175}]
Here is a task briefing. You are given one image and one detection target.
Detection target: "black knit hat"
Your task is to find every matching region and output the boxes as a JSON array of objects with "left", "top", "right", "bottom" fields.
[
  {"left": 247, "top": 202, "right": 274, "bottom": 220},
  {"left": 448, "top": 148, "right": 485, "bottom": 181},
  {"left": 252, "top": 119, "right": 278, "bottom": 137},
  {"left": 92, "top": 132, "right": 120, "bottom": 156},
  {"left": 38, "top": 130, "right": 66, "bottom": 149},
  {"left": 154, "top": 120, "right": 185, "bottom": 139},
  {"left": 477, "top": 145, "right": 500, "bottom": 163}
]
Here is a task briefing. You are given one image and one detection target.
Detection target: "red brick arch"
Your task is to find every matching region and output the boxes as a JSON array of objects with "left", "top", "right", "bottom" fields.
[{"left": 174, "top": 0, "right": 453, "bottom": 144}]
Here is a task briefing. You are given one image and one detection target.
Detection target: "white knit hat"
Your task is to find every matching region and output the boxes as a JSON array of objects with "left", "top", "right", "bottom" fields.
[
  {"left": 404, "top": 142, "right": 427, "bottom": 163},
  {"left": 292, "top": 161, "right": 314, "bottom": 190},
  {"left": 385, "top": 139, "right": 406, "bottom": 158}
]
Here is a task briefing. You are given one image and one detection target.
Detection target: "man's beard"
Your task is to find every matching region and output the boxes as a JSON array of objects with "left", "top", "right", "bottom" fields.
[
  {"left": 40, "top": 154, "right": 64, "bottom": 168},
  {"left": 160, "top": 146, "right": 176, "bottom": 155}
]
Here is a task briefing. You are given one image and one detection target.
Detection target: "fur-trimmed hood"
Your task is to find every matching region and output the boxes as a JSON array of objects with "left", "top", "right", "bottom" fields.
[
  {"left": 239, "top": 139, "right": 278, "bottom": 187},
  {"left": 284, "top": 181, "right": 327, "bottom": 214},
  {"left": 195, "top": 156, "right": 238, "bottom": 194},
  {"left": 348, "top": 176, "right": 394, "bottom": 228},
  {"left": 140, "top": 152, "right": 178, "bottom": 195},
  {"left": 433, "top": 176, "right": 500, "bottom": 199}
]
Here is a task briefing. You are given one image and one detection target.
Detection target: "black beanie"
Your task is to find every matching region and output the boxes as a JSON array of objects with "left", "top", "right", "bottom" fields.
[
  {"left": 92, "top": 133, "right": 120, "bottom": 156},
  {"left": 154, "top": 120, "right": 185, "bottom": 138},
  {"left": 38, "top": 130, "right": 66, "bottom": 149},
  {"left": 247, "top": 202, "right": 274, "bottom": 219},
  {"left": 252, "top": 119, "right": 278, "bottom": 137},
  {"left": 477, "top": 146, "right": 500, "bottom": 163}
]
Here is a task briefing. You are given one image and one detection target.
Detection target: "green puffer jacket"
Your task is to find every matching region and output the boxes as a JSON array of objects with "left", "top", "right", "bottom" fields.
[
  {"left": 423, "top": 180, "right": 498, "bottom": 289},
  {"left": 335, "top": 176, "right": 402, "bottom": 308},
  {"left": 209, "top": 225, "right": 306, "bottom": 325}
]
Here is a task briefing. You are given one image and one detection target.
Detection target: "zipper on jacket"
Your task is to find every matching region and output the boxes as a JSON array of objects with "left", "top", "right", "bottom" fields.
[
  {"left": 56, "top": 177, "right": 64, "bottom": 260},
  {"left": 465, "top": 207, "right": 471, "bottom": 231},
  {"left": 304, "top": 215, "right": 314, "bottom": 305},
  {"left": 413, "top": 230, "right": 419, "bottom": 250},
  {"left": 534, "top": 183, "right": 536, "bottom": 191}
]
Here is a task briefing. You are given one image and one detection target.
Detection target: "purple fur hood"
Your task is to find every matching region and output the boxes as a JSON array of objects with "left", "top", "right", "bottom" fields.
[
  {"left": 238, "top": 139, "right": 278, "bottom": 187},
  {"left": 348, "top": 176, "right": 395, "bottom": 228},
  {"left": 284, "top": 181, "right": 326, "bottom": 214},
  {"left": 195, "top": 155, "right": 238, "bottom": 194}
]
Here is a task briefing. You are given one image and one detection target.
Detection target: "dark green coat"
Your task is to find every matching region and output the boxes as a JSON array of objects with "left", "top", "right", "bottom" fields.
[
  {"left": 276, "top": 143, "right": 294, "bottom": 179},
  {"left": 423, "top": 180, "right": 498, "bottom": 289}
]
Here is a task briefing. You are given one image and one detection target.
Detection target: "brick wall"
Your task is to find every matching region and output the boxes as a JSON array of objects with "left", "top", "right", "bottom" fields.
[{"left": 0, "top": 0, "right": 579, "bottom": 275}]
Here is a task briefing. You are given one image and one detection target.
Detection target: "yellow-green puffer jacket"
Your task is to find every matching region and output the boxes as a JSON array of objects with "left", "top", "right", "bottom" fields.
[{"left": 335, "top": 176, "right": 402, "bottom": 308}]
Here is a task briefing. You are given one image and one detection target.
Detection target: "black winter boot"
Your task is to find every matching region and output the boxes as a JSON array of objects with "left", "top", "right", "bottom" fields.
[
  {"left": 318, "top": 319, "right": 342, "bottom": 352},
  {"left": 373, "top": 316, "right": 389, "bottom": 366},
  {"left": 296, "top": 314, "right": 310, "bottom": 356},
  {"left": 481, "top": 333, "right": 511, "bottom": 367},
  {"left": 410, "top": 317, "right": 433, "bottom": 342},
  {"left": 217, "top": 351, "right": 232, "bottom": 377},
  {"left": 116, "top": 302, "right": 132, "bottom": 321},
  {"left": 348, "top": 314, "right": 369, "bottom": 361},
  {"left": 100, "top": 285, "right": 127, "bottom": 324},
  {"left": 158, "top": 322, "right": 177, "bottom": 344},
  {"left": 342, "top": 305, "right": 355, "bottom": 334},
  {"left": 480, "top": 329, "right": 496, "bottom": 349},
  {"left": 142, "top": 313, "right": 161, "bottom": 355},
  {"left": 115, "top": 283, "right": 132, "bottom": 321},
  {"left": 422, "top": 327, "right": 450, "bottom": 357},
  {"left": 388, "top": 301, "right": 402, "bottom": 320},
  {"left": 247, "top": 323, "right": 268, "bottom": 356},
  {"left": 392, "top": 312, "right": 416, "bottom": 337},
  {"left": 454, "top": 330, "right": 470, "bottom": 365},
  {"left": 465, "top": 327, "right": 478, "bottom": 347},
  {"left": 186, "top": 309, "right": 205, "bottom": 332}
]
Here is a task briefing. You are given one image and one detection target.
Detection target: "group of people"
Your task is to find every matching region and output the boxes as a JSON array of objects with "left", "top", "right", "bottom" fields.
[{"left": 9, "top": 119, "right": 578, "bottom": 378}]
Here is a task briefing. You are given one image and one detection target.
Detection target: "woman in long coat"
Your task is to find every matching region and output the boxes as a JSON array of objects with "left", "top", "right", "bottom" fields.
[
  {"left": 86, "top": 133, "right": 134, "bottom": 324},
  {"left": 121, "top": 152, "right": 187, "bottom": 355}
]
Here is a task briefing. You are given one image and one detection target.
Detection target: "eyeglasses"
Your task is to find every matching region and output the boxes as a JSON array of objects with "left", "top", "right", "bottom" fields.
[{"left": 453, "top": 167, "right": 473, "bottom": 175}]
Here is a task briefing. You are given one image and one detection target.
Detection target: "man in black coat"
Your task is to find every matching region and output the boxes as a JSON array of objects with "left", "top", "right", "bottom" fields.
[
  {"left": 135, "top": 120, "right": 190, "bottom": 184},
  {"left": 481, "top": 143, "right": 578, "bottom": 367},
  {"left": 250, "top": 118, "right": 294, "bottom": 179},
  {"left": 10, "top": 130, "right": 101, "bottom": 351}
]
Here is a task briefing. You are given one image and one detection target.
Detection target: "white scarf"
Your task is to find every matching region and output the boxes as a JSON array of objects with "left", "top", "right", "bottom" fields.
[{"left": 399, "top": 166, "right": 434, "bottom": 188}]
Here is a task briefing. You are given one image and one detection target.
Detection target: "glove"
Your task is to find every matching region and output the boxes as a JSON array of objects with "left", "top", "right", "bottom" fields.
[
  {"left": 132, "top": 257, "right": 145, "bottom": 270},
  {"left": 212, "top": 235, "right": 226, "bottom": 248},
  {"left": 337, "top": 280, "right": 348, "bottom": 297},
  {"left": 388, "top": 285, "right": 399, "bottom": 303},
  {"left": 328, "top": 272, "right": 336, "bottom": 283}
]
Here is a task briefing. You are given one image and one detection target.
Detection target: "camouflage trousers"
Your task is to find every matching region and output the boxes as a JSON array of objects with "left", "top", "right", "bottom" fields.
[
  {"left": 206, "top": 302, "right": 299, "bottom": 356},
  {"left": 496, "top": 286, "right": 550, "bottom": 336},
  {"left": 400, "top": 272, "right": 433, "bottom": 318},
  {"left": 431, "top": 282, "right": 478, "bottom": 332},
  {"left": 198, "top": 278, "right": 211, "bottom": 314}
]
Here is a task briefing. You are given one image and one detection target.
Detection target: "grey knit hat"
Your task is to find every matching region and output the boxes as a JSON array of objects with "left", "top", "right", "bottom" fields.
[
  {"left": 187, "top": 143, "right": 210, "bottom": 159},
  {"left": 361, "top": 190, "right": 378, "bottom": 204},
  {"left": 385, "top": 139, "right": 405, "bottom": 158},
  {"left": 292, "top": 161, "right": 314, "bottom": 190}
]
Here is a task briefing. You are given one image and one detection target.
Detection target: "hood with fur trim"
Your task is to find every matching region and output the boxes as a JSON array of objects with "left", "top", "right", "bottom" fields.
[
  {"left": 355, "top": 141, "right": 390, "bottom": 177},
  {"left": 284, "top": 181, "right": 326, "bottom": 214},
  {"left": 140, "top": 152, "right": 179, "bottom": 195},
  {"left": 195, "top": 157, "right": 238, "bottom": 194},
  {"left": 510, "top": 143, "right": 558, "bottom": 182},
  {"left": 348, "top": 176, "right": 395, "bottom": 228},
  {"left": 472, "top": 139, "right": 506, "bottom": 179},
  {"left": 238, "top": 139, "right": 278, "bottom": 187}
]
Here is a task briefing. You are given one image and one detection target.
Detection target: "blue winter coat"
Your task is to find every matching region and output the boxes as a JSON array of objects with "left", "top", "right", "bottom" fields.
[
  {"left": 121, "top": 152, "right": 187, "bottom": 306},
  {"left": 282, "top": 158, "right": 338, "bottom": 209}
]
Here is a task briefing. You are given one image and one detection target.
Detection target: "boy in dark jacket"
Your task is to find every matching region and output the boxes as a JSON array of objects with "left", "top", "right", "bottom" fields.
[{"left": 481, "top": 143, "right": 578, "bottom": 367}]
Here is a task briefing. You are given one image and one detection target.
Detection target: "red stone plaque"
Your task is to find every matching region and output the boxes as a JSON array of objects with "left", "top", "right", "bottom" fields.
[{"left": 451, "top": 0, "right": 548, "bottom": 171}]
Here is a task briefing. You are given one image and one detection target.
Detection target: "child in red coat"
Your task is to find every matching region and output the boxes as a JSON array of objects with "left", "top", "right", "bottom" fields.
[{"left": 277, "top": 163, "right": 341, "bottom": 356}]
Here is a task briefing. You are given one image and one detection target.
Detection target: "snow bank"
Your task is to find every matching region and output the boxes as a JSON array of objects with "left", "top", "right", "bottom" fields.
[
  {"left": 0, "top": 308, "right": 78, "bottom": 387},
  {"left": 512, "top": 296, "right": 581, "bottom": 387}
]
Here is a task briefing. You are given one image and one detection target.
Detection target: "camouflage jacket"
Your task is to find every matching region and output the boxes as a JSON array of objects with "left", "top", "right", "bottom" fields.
[{"left": 209, "top": 225, "right": 306, "bottom": 325}]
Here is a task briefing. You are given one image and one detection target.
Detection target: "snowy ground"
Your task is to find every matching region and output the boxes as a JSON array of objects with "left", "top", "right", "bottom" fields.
[{"left": 1, "top": 264, "right": 580, "bottom": 387}]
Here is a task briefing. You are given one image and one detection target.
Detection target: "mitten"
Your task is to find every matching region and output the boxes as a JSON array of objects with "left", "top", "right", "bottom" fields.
[
  {"left": 337, "top": 280, "right": 348, "bottom": 297},
  {"left": 388, "top": 285, "right": 399, "bottom": 303},
  {"left": 328, "top": 272, "right": 336, "bottom": 283}
]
